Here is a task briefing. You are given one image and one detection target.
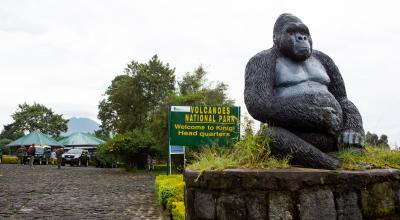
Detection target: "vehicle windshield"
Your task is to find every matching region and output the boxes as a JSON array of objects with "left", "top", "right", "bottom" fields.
[
  {"left": 67, "top": 149, "right": 82, "bottom": 154},
  {"left": 35, "top": 147, "right": 44, "bottom": 154}
]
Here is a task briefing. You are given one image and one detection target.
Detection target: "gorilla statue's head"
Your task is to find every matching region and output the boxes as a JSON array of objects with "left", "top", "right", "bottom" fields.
[{"left": 273, "top": 13, "right": 313, "bottom": 61}]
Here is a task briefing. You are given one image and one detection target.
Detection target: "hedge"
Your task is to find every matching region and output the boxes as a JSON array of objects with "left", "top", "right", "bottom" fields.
[
  {"left": 155, "top": 175, "right": 185, "bottom": 219},
  {"left": 172, "top": 202, "right": 185, "bottom": 220},
  {"left": 1, "top": 155, "right": 19, "bottom": 164}
]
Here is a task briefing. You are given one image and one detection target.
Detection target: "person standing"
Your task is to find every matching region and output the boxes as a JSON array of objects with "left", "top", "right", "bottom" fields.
[
  {"left": 17, "top": 145, "right": 25, "bottom": 165},
  {"left": 147, "top": 155, "right": 152, "bottom": 171},
  {"left": 55, "top": 148, "right": 64, "bottom": 169},
  {"left": 50, "top": 150, "right": 56, "bottom": 165},
  {"left": 27, "top": 144, "right": 36, "bottom": 168}
]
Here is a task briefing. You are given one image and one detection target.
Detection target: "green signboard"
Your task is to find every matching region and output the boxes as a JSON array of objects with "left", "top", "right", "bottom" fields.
[{"left": 169, "top": 106, "right": 240, "bottom": 147}]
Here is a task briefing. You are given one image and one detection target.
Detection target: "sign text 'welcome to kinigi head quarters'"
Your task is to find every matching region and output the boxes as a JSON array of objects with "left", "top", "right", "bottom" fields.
[{"left": 169, "top": 106, "right": 240, "bottom": 147}]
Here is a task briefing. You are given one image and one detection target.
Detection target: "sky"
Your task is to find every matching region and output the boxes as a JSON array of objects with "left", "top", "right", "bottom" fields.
[{"left": 1, "top": 0, "right": 400, "bottom": 146}]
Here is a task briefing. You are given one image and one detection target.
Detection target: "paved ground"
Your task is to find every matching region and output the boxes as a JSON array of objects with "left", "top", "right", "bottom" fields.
[{"left": 0, "top": 164, "right": 162, "bottom": 219}]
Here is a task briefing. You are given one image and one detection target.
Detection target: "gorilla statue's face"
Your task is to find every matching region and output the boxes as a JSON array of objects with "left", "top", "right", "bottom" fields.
[{"left": 273, "top": 14, "right": 313, "bottom": 61}]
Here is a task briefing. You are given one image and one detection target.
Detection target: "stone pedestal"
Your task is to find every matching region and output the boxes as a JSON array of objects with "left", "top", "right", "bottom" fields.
[{"left": 184, "top": 168, "right": 400, "bottom": 220}]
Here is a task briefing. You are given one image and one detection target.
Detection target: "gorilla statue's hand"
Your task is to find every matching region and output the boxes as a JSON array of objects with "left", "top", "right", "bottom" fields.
[{"left": 338, "top": 129, "right": 364, "bottom": 148}]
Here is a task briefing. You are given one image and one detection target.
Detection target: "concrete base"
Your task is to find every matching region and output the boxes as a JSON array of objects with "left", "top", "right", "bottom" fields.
[{"left": 184, "top": 168, "right": 400, "bottom": 220}]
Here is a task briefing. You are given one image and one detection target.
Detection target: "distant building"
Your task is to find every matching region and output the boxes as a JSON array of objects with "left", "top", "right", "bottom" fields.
[
  {"left": 6, "top": 130, "right": 63, "bottom": 148},
  {"left": 59, "top": 132, "right": 105, "bottom": 156}
]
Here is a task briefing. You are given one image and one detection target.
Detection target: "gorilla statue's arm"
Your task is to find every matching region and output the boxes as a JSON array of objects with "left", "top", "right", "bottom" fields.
[
  {"left": 244, "top": 49, "right": 275, "bottom": 123},
  {"left": 245, "top": 49, "right": 340, "bottom": 131},
  {"left": 314, "top": 50, "right": 365, "bottom": 145}
]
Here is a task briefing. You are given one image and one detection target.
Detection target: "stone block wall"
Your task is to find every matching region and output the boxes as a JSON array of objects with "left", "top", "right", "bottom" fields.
[{"left": 184, "top": 168, "right": 400, "bottom": 220}]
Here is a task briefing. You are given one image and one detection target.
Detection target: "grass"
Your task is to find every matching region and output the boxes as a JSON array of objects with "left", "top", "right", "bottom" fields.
[
  {"left": 338, "top": 145, "right": 400, "bottom": 170},
  {"left": 187, "top": 123, "right": 400, "bottom": 171},
  {"left": 189, "top": 144, "right": 400, "bottom": 171},
  {"left": 187, "top": 147, "right": 236, "bottom": 171},
  {"left": 187, "top": 124, "right": 290, "bottom": 171}
]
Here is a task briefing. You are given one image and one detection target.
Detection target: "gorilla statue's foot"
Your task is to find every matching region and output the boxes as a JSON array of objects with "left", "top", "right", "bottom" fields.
[{"left": 263, "top": 126, "right": 342, "bottom": 170}]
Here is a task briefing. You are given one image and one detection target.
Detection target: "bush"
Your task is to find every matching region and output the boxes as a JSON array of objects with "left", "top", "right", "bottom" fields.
[
  {"left": 171, "top": 202, "right": 185, "bottom": 220},
  {"left": 2, "top": 155, "right": 19, "bottom": 164},
  {"left": 0, "top": 139, "right": 12, "bottom": 154},
  {"left": 98, "top": 129, "right": 159, "bottom": 169},
  {"left": 153, "top": 164, "right": 167, "bottom": 172},
  {"left": 155, "top": 175, "right": 185, "bottom": 219},
  {"left": 96, "top": 143, "right": 119, "bottom": 168}
]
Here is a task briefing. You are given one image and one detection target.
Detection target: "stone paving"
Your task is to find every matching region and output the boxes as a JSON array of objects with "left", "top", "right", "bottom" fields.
[{"left": 0, "top": 164, "right": 162, "bottom": 219}]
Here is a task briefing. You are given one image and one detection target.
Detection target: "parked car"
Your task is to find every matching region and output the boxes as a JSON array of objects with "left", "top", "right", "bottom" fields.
[
  {"left": 23, "top": 145, "right": 51, "bottom": 165},
  {"left": 61, "top": 149, "right": 90, "bottom": 167},
  {"left": 34, "top": 146, "right": 51, "bottom": 165}
]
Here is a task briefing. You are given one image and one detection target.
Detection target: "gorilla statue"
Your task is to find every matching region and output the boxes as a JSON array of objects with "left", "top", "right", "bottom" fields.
[{"left": 244, "top": 13, "right": 364, "bottom": 169}]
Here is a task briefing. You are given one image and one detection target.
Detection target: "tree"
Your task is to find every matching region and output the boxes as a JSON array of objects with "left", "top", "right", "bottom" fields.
[
  {"left": 97, "top": 129, "right": 157, "bottom": 169},
  {"left": 378, "top": 135, "right": 389, "bottom": 146},
  {"left": 0, "top": 138, "right": 12, "bottom": 154},
  {"left": 0, "top": 123, "right": 24, "bottom": 140},
  {"left": 178, "top": 66, "right": 206, "bottom": 96},
  {"left": 98, "top": 55, "right": 176, "bottom": 134},
  {"left": 172, "top": 66, "right": 234, "bottom": 106},
  {"left": 3, "top": 103, "right": 68, "bottom": 138},
  {"left": 365, "top": 131, "right": 390, "bottom": 149},
  {"left": 365, "top": 131, "right": 379, "bottom": 145},
  {"left": 97, "top": 61, "right": 234, "bottom": 168},
  {"left": 94, "top": 128, "right": 111, "bottom": 142},
  {"left": 0, "top": 138, "right": 12, "bottom": 147},
  {"left": 147, "top": 66, "right": 235, "bottom": 155}
]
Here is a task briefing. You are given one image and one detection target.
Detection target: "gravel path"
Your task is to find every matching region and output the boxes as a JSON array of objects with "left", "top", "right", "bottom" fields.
[{"left": 0, "top": 164, "right": 162, "bottom": 219}]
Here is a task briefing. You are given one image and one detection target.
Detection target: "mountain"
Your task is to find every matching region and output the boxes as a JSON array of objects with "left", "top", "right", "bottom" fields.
[{"left": 63, "top": 117, "right": 100, "bottom": 136}]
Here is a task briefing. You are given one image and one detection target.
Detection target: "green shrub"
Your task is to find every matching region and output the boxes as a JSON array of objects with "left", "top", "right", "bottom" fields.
[
  {"left": 98, "top": 129, "right": 158, "bottom": 169},
  {"left": 2, "top": 155, "right": 19, "bottom": 164},
  {"left": 155, "top": 175, "right": 185, "bottom": 218},
  {"left": 172, "top": 202, "right": 185, "bottom": 220}
]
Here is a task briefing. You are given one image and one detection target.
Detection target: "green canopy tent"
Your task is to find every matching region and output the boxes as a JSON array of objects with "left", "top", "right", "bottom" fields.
[
  {"left": 59, "top": 132, "right": 105, "bottom": 153},
  {"left": 6, "top": 130, "right": 63, "bottom": 147}
]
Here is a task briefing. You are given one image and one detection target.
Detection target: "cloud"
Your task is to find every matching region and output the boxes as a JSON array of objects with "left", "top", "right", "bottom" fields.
[{"left": 0, "top": 9, "right": 46, "bottom": 34}]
